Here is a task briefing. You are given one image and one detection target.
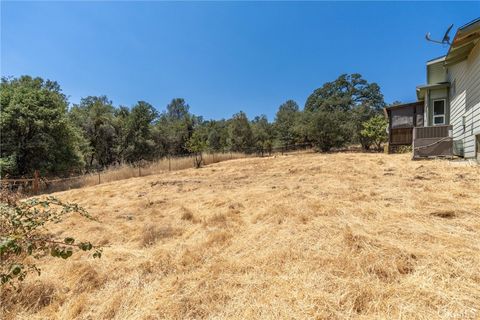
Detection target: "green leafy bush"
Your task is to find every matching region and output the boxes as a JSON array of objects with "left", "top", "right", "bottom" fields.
[
  {"left": 360, "top": 115, "right": 388, "bottom": 151},
  {"left": 0, "top": 189, "right": 101, "bottom": 286},
  {"left": 308, "top": 109, "right": 351, "bottom": 152},
  {"left": 186, "top": 130, "right": 208, "bottom": 168}
]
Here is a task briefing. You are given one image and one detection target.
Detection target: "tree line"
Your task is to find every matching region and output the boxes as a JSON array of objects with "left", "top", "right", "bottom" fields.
[{"left": 0, "top": 74, "right": 388, "bottom": 177}]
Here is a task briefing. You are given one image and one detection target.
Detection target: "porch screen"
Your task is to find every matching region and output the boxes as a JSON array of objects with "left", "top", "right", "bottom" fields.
[{"left": 391, "top": 107, "right": 414, "bottom": 128}]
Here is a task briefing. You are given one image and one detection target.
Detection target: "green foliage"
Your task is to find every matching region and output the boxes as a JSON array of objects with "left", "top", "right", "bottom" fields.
[
  {"left": 186, "top": 129, "right": 208, "bottom": 168},
  {"left": 307, "top": 109, "right": 350, "bottom": 152},
  {"left": 1, "top": 73, "right": 389, "bottom": 178},
  {"left": 166, "top": 98, "right": 190, "bottom": 121},
  {"left": 155, "top": 98, "right": 197, "bottom": 156},
  {"left": 0, "top": 189, "right": 101, "bottom": 286},
  {"left": 292, "top": 111, "right": 311, "bottom": 145},
  {"left": 0, "top": 155, "right": 16, "bottom": 177},
  {"left": 69, "top": 96, "right": 117, "bottom": 168},
  {"left": 228, "top": 111, "right": 254, "bottom": 152},
  {"left": 186, "top": 131, "right": 208, "bottom": 154},
  {"left": 304, "top": 73, "right": 385, "bottom": 150},
  {"left": 251, "top": 115, "right": 274, "bottom": 156},
  {"left": 122, "top": 101, "right": 158, "bottom": 162},
  {"left": 205, "top": 120, "right": 229, "bottom": 152},
  {"left": 0, "top": 76, "right": 85, "bottom": 176},
  {"left": 360, "top": 115, "right": 388, "bottom": 150},
  {"left": 305, "top": 73, "right": 385, "bottom": 113},
  {"left": 274, "top": 100, "right": 300, "bottom": 146},
  {"left": 396, "top": 145, "right": 412, "bottom": 153}
]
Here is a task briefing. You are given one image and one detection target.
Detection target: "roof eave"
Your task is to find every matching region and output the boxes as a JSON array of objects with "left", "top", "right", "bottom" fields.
[
  {"left": 445, "top": 18, "right": 480, "bottom": 66},
  {"left": 385, "top": 101, "right": 424, "bottom": 110},
  {"left": 427, "top": 56, "right": 446, "bottom": 65},
  {"left": 416, "top": 82, "right": 450, "bottom": 100}
]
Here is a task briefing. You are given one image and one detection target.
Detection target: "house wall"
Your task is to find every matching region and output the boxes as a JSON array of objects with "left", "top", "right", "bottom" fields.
[
  {"left": 427, "top": 60, "right": 447, "bottom": 84},
  {"left": 447, "top": 41, "right": 480, "bottom": 158}
]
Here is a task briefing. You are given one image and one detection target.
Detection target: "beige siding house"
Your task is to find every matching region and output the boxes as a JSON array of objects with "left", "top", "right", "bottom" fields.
[
  {"left": 386, "top": 18, "right": 479, "bottom": 160},
  {"left": 447, "top": 31, "right": 480, "bottom": 159}
]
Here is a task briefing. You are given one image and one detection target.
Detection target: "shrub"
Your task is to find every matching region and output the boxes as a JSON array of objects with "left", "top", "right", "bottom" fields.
[
  {"left": 396, "top": 145, "right": 412, "bottom": 154},
  {"left": 308, "top": 109, "right": 350, "bottom": 152},
  {"left": 186, "top": 131, "right": 207, "bottom": 168},
  {"left": 360, "top": 115, "right": 388, "bottom": 150},
  {"left": 0, "top": 188, "right": 101, "bottom": 286}
]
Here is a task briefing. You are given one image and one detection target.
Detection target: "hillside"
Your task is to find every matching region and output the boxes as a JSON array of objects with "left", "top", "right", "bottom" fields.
[{"left": 2, "top": 152, "right": 480, "bottom": 319}]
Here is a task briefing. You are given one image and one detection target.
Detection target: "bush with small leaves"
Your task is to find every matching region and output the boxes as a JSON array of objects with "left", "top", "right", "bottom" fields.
[
  {"left": 360, "top": 115, "right": 388, "bottom": 151},
  {"left": 186, "top": 130, "right": 208, "bottom": 168},
  {"left": 0, "top": 188, "right": 102, "bottom": 287}
]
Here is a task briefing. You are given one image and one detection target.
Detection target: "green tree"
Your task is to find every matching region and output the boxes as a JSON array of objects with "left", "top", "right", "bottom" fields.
[
  {"left": 156, "top": 98, "right": 196, "bottom": 156},
  {"left": 69, "top": 96, "right": 117, "bottom": 168},
  {"left": 305, "top": 73, "right": 384, "bottom": 113},
  {"left": 228, "top": 111, "right": 254, "bottom": 152},
  {"left": 292, "top": 111, "right": 311, "bottom": 145},
  {"left": 307, "top": 109, "right": 350, "bottom": 152},
  {"left": 166, "top": 98, "right": 190, "bottom": 121},
  {"left": 305, "top": 74, "right": 385, "bottom": 150},
  {"left": 251, "top": 115, "right": 274, "bottom": 156},
  {"left": 112, "top": 106, "right": 131, "bottom": 163},
  {"left": 274, "top": 100, "right": 300, "bottom": 147},
  {"left": 185, "top": 129, "right": 208, "bottom": 168},
  {"left": 360, "top": 115, "right": 388, "bottom": 150},
  {"left": 123, "top": 101, "right": 158, "bottom": 162},
  {"left": 0, "top": 76, "right": 84, "bottom": 176},
  {"left": 206, "top": 120, "right": 229, "bottom": 152}
]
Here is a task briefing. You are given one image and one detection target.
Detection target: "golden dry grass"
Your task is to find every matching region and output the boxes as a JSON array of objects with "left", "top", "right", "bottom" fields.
[
  {"left": 43, "top": 152, "right": 249, "bottom": 193},
  {"left": 2, "top": 152, "right": 480, "bottom": 319}
]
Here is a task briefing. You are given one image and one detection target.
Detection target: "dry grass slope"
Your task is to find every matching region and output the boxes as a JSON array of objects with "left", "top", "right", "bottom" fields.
[
  {"left": 2, "top": 152, "right": 479, "bottom": 319},
  {"left": 42, "top": 152, "right": 248, "bottom": 193}
]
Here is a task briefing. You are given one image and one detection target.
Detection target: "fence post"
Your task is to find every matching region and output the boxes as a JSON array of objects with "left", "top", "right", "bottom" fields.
[
  {"left": 98, "top": 171, "right": 101, "bottom": 184},
  {"left": 168, "top": 156, "right": 171, "bottom": 171},
  {"left": 33, "top": 170, "right": 39, "bottom": 194},
  {"left": 139, "top": 166, "right": 141, "bottom": 177}
]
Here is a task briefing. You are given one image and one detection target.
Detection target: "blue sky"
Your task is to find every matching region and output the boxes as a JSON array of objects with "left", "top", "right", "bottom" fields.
[{"left": 1, "top": 2, "right": 479, "bottom": 120}]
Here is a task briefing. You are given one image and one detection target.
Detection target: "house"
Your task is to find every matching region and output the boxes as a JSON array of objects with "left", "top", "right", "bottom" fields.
[{"left": 385, "top": 17, "right": 480, "bottom": 160}]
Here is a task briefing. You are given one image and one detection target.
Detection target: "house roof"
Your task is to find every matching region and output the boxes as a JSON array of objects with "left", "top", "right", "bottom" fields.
[
  {"left": 383, "top": 101, "right": 424, "bottom": 120},
  {"left": 414, "top": 19, "right": 478, "bottom": 96},
  {"left": 426, "top": 55, "right": 446, "bottom": 65},
  {"left": 445, "top": 17, "right": 480, "bottom": 66},
  {"left": 384, "top": 101, "right": 424, "bottom": 110},
  {"left": 416, "top": 82, "right": 450, "bottom": 100}
]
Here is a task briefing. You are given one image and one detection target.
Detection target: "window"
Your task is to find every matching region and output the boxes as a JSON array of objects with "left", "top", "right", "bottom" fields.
[{"left": 433, "top": 99, "right": 446, "bottom": 125}]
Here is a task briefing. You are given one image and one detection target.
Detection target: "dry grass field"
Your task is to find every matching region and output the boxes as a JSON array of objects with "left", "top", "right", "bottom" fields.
[
  {"left": 35, "top": 152, "right": 248, "bottom": 194},
  {"left": 2, "top": 152, "right": 480, "bottom": 319}
]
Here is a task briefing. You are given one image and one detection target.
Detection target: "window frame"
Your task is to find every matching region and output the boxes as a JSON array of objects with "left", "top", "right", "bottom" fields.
[{"left": 432, "top": 99, "right": 446, "bottom": 126}]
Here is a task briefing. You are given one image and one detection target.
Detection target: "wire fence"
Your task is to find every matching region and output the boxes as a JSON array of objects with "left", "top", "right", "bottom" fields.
[{"left": 1, "top": 143, "right": 313, "bottom": 196}]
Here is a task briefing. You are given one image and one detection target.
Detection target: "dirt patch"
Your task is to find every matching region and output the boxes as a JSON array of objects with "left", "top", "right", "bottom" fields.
[
  {"left": 430, "top": 210, "right": 456, "bottom": 219},
  {"left": 150, "top": 180, "right": 201, "bottom": 187}
]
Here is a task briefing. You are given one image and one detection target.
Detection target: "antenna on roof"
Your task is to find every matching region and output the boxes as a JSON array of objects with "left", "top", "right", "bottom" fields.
[{"left": 425, "top": 24, "right": 453, "bottom": 45}]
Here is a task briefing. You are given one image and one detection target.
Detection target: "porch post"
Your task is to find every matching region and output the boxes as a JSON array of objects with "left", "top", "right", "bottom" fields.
[
  {"left": 424, "top": 90, "right": 429, "bottom": 126},
  {"left": 412, "top": 127, "right": 416, "bottom": 160}
]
